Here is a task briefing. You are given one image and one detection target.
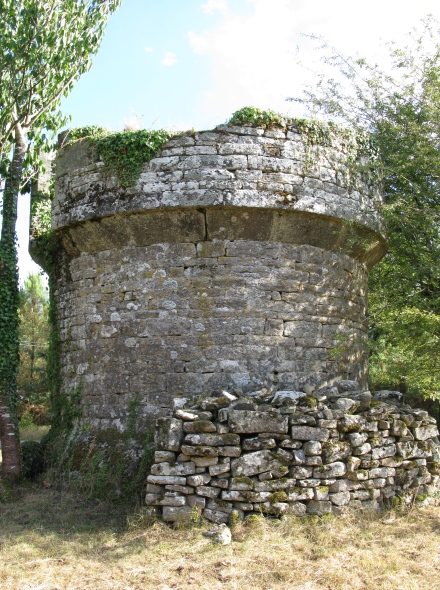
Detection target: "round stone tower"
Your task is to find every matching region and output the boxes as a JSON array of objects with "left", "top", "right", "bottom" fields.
[{"left": 35, "top": 121, "right": 386, "bottom": 433}]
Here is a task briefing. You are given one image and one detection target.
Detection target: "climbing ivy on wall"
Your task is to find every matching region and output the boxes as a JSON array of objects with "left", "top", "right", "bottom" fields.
[
  {"left": 66, "top": 128, "right": 173, "bottom": 187},
  {"left": 228, "top": 106, "right": 380, "bottom": 185}
]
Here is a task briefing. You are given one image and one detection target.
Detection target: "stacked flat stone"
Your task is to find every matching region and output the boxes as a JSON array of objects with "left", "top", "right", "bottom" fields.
[{"left": 145, "top": 381, "right": 440, "bottom": 523}]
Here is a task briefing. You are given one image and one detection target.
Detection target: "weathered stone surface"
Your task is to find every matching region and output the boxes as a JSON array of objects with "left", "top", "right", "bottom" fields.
[
  {"left": 242, "top": 437, "right": 276, "bottom": 451},
  {"left": 338, "top": 415, "right": 368, "bottom": 433},
  {"left": 147, "top": 475, "right": 187, "bottom": 485},
  {"left": 184, "top": 433, "right": 240, "bottom": 446},
  {"left": 329, "top": 491, "right": 351, "bottom": 506},
  {"left": 218, "top": 446, "right": 241, "bottom": 457},
  {"left": 397, "top": 441, "right": 432, "bottom": 460},
  {"left": 338, "top": 380, "right": 360, "bottom": 392},
  {"left": 209, "top": 463, "right": 231, "bottom": 476},
  {"left": 413, "top": 425, "right": 439, "bottom": 441},
  {"left": 371, "top": 445, "right": 396, "bottom": 460},
  {"left": 287, "top": 487, "right": 314, "bottom": 501},
  {"left": 290, "top": 426, "right": 330, "bottom": 441},
  {"left": 183, "top": 421, "right": 217, "bottom": 433},
  {"left": 192, "top": 456, "right": 219, "bottom": 467},
  {"left": 187, "top": 474, "right": 211, "bottom": 487},
  {"left": 162, "top": 506, "right": 195, "bottom": 522},
  {"left": 373, "top": 390, "right": 404, "bottom": 404},
  {"left": 306, "top": 500, "right": 333, "bottom": 515},
  {"left": 271, "top": 391, "right": 307, "bottom": 405},
  {"left": 321, "top": 441, "right": 351, "bottom": 463},
  {"left": 347, "top": 432, "right": 369, "bottom": 447},
  {"left": 231, "top": 450, "right": 288, "bottom": 477},
  {"left": 154, "top": 451, "right": 175, "bottom": 463},
  {"left": 196, "top": 485, "right": 221, "bottom": 498},
  {"left": 145, "top": 493, "right": 186, "bottom": 506},
  {"left": 155, "top": 418, "right": 183, "bottom": 452},
  {"left": 181, "top": 445, "right": 218, "bottom": 457},
  {"left": 287, "top": 502, "right": 307, "bottom": 516},
  {"left": 303, "top": 440, "right": 322, "bottom": 456},
  {"left": 314, "top": 461, "right": 346, "bottom": 479},
  {"left": 228, "top": 411, "right": 288, "bottom": 434},
  {"left": 150, "top": 462, "right": 195, "bottom": 476},
  {"left": 352, "top": 443, "right": 372, "bottom": 456}
]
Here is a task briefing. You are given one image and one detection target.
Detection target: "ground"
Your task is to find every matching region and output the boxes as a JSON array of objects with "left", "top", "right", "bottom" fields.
[{"left": 0, "top": 482, "right": 440, "bottom": 590}]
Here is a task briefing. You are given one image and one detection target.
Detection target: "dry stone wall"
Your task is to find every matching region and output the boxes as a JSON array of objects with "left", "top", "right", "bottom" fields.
[{"left": 146, "top": 382, "right": 440, "bottom": 523}]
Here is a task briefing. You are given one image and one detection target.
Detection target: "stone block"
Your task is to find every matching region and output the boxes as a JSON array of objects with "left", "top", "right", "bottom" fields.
[
  {"left": 209, "top": 463, "right": 231, "bottom": 476},
  {"left": 181, "top": 445, "right": 218, "bottom": 457},
  {"left": 183, "top": 421, "right": 217, "bottom": 433},
  {"left": 314, "top": 461, "right": 346, "bottom": 479},
  {"left": 162, "top": 506, "right": 195, "bottom": 522},
  {"left": 147, "top": 475, "right": 187, "bottom": 485},
  {"left": 228, "top": 410, "right": 288, "bottom": 434},
  {"left": 218, "top": 446, "right": 241, "bottom": 457},
  {"left": 329, "top": 491, "right": 350, "bottom": 506},
  {"left": 413, "top": 425, "right": 439, "bottom": 441},
  {"left": 231, "top": 450, "right": 288, "bottom": 477},
  {"left": 287, "top": 487, "right": 314, "bottom": 501},
  {"left": 338, "top": 415, "right": 368, "bottom": 433},
  {"left": 306, "top": 500, "right": 333, "bottom": 515},
  {"left": 155, "top": 417, "right": 184, "bottom": 451},
  {"left": 287, "top": 502, "right": 307, "bottom": 516},
  {"left": 154, "top": 451, "right": 175, "bottom": 463},
  {"left": 187, "top": 473, "right": 211, "bottom": 486},
  {"left": 184, "top": 433, "right": 240, "bottom": 446},
  {"left": 371, "top": 444, "right": 396, "bottom": 460},
  {"left": 243, "top": 437, "right": 276, "bottom": 451},
  {"left": 322, "top": 441, "right": 351, "bottom": 463},
  {"left": 150, "top": 462, "right": 195, "bottom": 476},
  {"left": 290, "top": 426, "right": 330, "bottom": 441},
  {"left": 196, "top": 486, "right": 221, "bottom": 498}
]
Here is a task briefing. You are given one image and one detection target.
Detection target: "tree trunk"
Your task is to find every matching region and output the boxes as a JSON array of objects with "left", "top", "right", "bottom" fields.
[{"left": 0, "top": 123, "right": 27, "bottom": 482}]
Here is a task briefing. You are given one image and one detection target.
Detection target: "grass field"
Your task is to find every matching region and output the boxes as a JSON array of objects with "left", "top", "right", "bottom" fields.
[{"left": 0, "top": 482, "right": 439, "bottom": 590}]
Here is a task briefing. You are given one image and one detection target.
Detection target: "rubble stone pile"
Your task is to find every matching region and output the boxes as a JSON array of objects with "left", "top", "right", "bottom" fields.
[{"left": 146, "top": 380, "right": 440, "bottom": 523}]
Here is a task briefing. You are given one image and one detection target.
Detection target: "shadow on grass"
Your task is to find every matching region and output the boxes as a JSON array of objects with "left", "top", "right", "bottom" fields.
[{"left": 0, "top": 482, "right": 130, "bottom": 538}]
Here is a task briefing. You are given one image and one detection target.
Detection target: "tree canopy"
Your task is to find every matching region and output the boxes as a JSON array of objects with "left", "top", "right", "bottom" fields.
[
  {"left": 289, "top": 17, "right": 440, "bottom": 401},
  {"left": 0, "top": 0, "right": 120, "bottom": 481}
]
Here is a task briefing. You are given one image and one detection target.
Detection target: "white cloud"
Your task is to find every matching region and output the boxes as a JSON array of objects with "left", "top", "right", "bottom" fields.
[
  {"left": 188, "top": 31, "right": 208, "bottom": 55},
  {"left": 201, "top": 0, "right": 229, "bottom": 15},
  {"left": 188, "top": 0, "right": 440, "bottom": 127},
  {"left": 161, "top": 52, "right": 177, "bottom": 67},
  {"left": 144, "top": 46, "right": 153, "bottom": 53}
]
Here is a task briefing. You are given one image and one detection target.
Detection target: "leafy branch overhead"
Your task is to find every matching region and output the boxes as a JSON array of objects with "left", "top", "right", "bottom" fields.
[
  {"left": 0, "top": 0, "right": 120, "bottom": 482},
  {"left": 290, "top": 17, "right": 440, "bottom": 400}
]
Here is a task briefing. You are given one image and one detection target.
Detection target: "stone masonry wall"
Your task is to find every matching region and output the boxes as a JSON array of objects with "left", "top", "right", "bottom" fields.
[
  {"left": 146, "top": 382, "right": 440, "bottom": 523},
  {"left": 55, "top": 242, "right": 368, "bottom": 432},
  {"left": 41, "top": 121, "right": 387, "bottom": 434}
]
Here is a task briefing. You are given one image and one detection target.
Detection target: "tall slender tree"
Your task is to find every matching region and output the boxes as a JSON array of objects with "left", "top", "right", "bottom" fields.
[{"left": 0, "top": 0, "right": 121, "bottom": 481}]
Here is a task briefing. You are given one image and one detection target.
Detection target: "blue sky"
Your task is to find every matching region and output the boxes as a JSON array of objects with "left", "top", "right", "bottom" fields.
[{"left": 16, "top": 0, "right": 440, "bottom": 282}]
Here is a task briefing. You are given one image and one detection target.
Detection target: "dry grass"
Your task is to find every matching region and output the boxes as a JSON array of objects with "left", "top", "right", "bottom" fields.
[{"left": 1, "top": 485, "right": 440, "bottom": 590}]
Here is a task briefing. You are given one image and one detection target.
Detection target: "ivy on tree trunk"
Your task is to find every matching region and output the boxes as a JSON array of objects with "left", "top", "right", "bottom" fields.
[{"left": 0, "top": 123, "right": 27, "bottom": 481}]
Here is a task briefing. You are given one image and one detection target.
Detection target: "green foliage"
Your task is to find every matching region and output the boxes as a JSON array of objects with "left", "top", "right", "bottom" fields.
[
  {"left": 64, "top": 126, "right": 109, "bottom": 144},
  {"left": 21, "top": 440, "right": 45, "bottom": 480},
  {"left": 0, "top": 0, "right": 121, "bottom": 160},
  {"left": 0, "top": 0, "right": 120, "bottom": 481},
  {"left": 67, "top": 128, "right": 173, "bottom": 187},
  {"left": 17, "top": 273, "right": 49, "bottom": 406},
  {"left": 292, "top": 17, "right": 440, "bottom": 400},
  {"left": 228, "top": 106, "right": 286, "bottom": 128},
  {"left": 30, "top": 190, "right": 52, "bottom": 236}
]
